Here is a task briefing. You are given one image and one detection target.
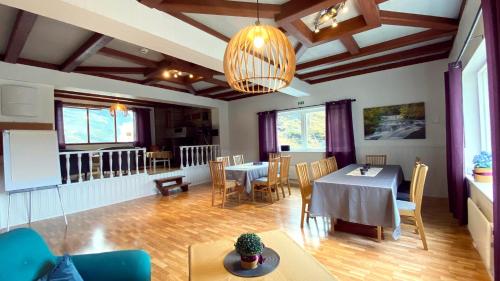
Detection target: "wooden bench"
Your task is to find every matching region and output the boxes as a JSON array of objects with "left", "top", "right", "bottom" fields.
[{"left": 154, "top": 176, "right": 190, "bottom": 196}]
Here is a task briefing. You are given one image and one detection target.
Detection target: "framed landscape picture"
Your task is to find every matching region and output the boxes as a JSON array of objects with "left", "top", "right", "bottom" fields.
[{"left": 364, "top": 102, "right": 426, "bottom": 140}]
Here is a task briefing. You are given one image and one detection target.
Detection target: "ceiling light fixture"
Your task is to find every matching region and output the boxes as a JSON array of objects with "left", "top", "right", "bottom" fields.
[
  {"left": 162, "top": 70, "right": 171, "bottom": 78},
  {"left": 313, "top": 1, "right": 347, "bottom": 32},
  {"left": 223, "top": 0, "right": 295, "bottom": 94},
  {"left": 189, "top": 74, "right": 194, "bottom": 79}
]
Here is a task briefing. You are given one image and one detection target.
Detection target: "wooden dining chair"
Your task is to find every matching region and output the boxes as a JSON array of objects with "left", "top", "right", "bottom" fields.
[
  {"left": 310, "top": 161, "right": 322, "bottom": 180},
  {"left": 366, "top": 154, "right": 387, "bottom": 165},
  {"left": 232, "top": 154, "right": 244, "bottom": 165},
  {"left": 268, "top": 152, "right": 281, "bottom": 161},
  {"left": 278, "top": 155, "right": 291, "bottom": 197},
  {"left": 397, "top": 163, "right": 429, "bottom": 250},
  {"left": 216, "top": 156, "right": 231, "bottom": 167},
  {"left": 295, "top": 162, "right": 317, "bottom": 228},
  {"left": 252, "top": 158, "right": 280, "bottom": 203},
  {"left": 326, "top": 156, "right": 338, "bottom": 173},
  {"left": 397, "top": 157, "right": 422, "bottom": 201},
  {"left": 209, "top": 161, "right": 242, "bottom": 208},
  {"left": 319, "top": 159, "right": 329, "bottom": 176}
]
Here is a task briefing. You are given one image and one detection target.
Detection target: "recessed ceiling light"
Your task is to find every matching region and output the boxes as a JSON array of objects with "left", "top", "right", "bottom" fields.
[{"left": 140, "top": 48, "right": 149, "bottom": 54}]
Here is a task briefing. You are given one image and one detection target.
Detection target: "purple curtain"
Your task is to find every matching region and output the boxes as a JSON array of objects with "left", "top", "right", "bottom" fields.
[
  {"left": 54, "top": 100, "right": 65, "bottom": 149},
  {"left": 134, "top": 108, "right": 152, "bottom": 149},
  {"left": 481, "top": 0, "right": 500, "bottom": 276},
  {"left": 325, "top": 99, "right": 356, "bottom": 168},
  {"left": 444, "top": 62, "right": 467, "bottom": 224},
  {"left": 258, "top": 110, "right": 277, "bottom": 161}
]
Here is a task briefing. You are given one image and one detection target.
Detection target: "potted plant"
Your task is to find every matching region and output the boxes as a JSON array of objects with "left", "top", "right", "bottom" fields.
[
  {"left": 234, "top": 233, "right": 264, "bottom": 270},
  {"left": 473, "top": 151, "right": 493, "bottom": 183}
]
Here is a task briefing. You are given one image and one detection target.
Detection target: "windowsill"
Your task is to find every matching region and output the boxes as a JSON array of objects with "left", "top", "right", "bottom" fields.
[{"left": 466, "top": 174, "right": 493, "bottom": 203}]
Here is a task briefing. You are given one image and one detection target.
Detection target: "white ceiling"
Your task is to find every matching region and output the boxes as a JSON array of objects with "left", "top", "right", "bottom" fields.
[
  {"left": 0, "top": 4, "right": 15, "bottom": 54},
  {"left": 298, "top": 39, "right": 347, "bottom": 63},
  {"left": 192, "top": 81, "right": 215, "bottom": 90},
  {"left": 353, "top": 25, "right": 427, "bottom": 48},
  {"left": 81, "top": 53, "right": 144, "bottom": 67},
  {"left": 184, "top": 13, "right": 276, "bottom": 38},
  {"left": 21, "top": 16, "right": 92, "bottom": 64},
  {"left": 379, "top": 0, "right": 462, "bottom": 18},
  {"left": 106, "top": 39, "right": 164, "bottom": 62}
]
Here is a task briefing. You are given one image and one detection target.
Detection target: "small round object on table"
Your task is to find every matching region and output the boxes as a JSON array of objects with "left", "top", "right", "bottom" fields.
[{"left": 223, "top": 248, "right": 280, "bottom": 277}]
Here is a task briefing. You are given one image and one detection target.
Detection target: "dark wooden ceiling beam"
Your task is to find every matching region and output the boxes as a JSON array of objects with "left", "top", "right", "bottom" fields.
[
  {"left": 74, "top": 66, "right": 148, "bottom": 74},
  {"left": 313, "top": 16, "right": 371, "bottom": 46},
  {"left": 210, "top": 90, "right": 240, "bottom": 99},
  {"left": 60, "top": 33, "right": 113, "bottom": 72},
  {"left": 339, "top": 36, "right": 360, "bottom": 55},
  {"left": 275, "top": 0, "right": 342, "bottom": 24},
  {"left": 298, "top": 40, "right": 453, "bottom": 79},
  {"left": 379, "top": 10, "right": 459, "bottom": 30},
  {"left": 308, "top": 53, "right": 448, "bottom": 84},
  {"left": 167, "top": 12, "right": 230, "bottom": 42},
  {"left": 98, "top": 47, "right": 158, "bottom": 68},
  {"left": 281, "top": 20, "right": 314, "bottom": 47},
  {"left": 225, "top": 92, "right": 270, "bottom": 101},
  {"left": 297, "top": 29, "right": 457, "bottom": 71},
  {"left": 4, "top": 10, "right": 37, "bottom": 63},
  {"left": 140, "top": 0, "right": 280, "bottom": 18},
  {"left": 150, "top": 83, "right": 190, "bottom": 93},
  {"left": 184, "top": 82, "right": 198, "bottom": 95},
  {"left": 354, "top": 0, "right": 381, "bottom": 27},
  {"left": 197, "top": 86, "right": 227, "bottom": 96}
]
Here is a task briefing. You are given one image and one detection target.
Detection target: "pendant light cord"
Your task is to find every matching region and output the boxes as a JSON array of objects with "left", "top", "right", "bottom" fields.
[{"left": 256, "top": 0, "right": 260, "bottom": 25}]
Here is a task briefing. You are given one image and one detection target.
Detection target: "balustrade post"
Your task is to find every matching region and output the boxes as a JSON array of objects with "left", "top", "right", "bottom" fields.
[
  {"left": 180, "top": 147, "right": 184, "bottom": 169},
  {"left": 135, "top": 149, "right": 139, "bottom": 174},
  {"left": 65, "top": 154, "right": 71, "bottom": 184},
  {"left": 190, "top": 147, "right": 194, "bottom": 167},
  {"left": 109, "top": 151, "right": 114, "bottom": 178},
  {"left": 77, "top": 153, "right": 82, "bottom": 182},
  {"left": 99, "top": 152, "right": 103, "bottom": 179},
  {"left": 127, "top": 150, "right": 131, "bottom": 175},
  {"left": 118, "top": 150, "right": 123, "bottom": 176},
  {"left": 89, "top": 152, "right": 93, "bottom": 180},
  {"left": 143, "top": 149, "right": 147, "bottom": 173}
]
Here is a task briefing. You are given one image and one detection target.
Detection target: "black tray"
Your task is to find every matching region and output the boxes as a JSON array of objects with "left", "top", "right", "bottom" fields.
[{"left": 223, "top": 248, "right": 280, "bottom": 277}]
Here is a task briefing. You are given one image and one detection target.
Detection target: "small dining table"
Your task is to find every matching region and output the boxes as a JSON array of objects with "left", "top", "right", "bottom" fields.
[
  {"left": 309, "top": 164, "right": 404, "bottom": 240},
  {"left": 225, "top": 162, "right": 269, "bottom": 193}
]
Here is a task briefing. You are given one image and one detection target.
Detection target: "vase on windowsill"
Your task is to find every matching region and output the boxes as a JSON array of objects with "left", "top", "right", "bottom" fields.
[{"left": 472, "top": 152, "right": 493, "bottom": 183}]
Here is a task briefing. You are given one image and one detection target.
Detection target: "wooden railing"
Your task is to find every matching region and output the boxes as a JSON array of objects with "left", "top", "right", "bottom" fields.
[
  {"left": 180, "top": 145, "right": 220, "bottom": 169},
  {"left": 59, "top": 148, "right": 147, "bottom": 184}
]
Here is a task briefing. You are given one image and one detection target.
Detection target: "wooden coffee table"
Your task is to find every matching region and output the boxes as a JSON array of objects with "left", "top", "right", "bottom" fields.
[{"left": 188, "top": 230, "right": 338, "bottom": 281}]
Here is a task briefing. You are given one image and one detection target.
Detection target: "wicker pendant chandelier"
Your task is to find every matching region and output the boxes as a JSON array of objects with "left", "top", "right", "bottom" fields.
[
  {"left": 223, "top": 0, "right": 296, "bottom": 94},
  {"left": 109, "top": 102, "right": 128, "bottom": 117}
]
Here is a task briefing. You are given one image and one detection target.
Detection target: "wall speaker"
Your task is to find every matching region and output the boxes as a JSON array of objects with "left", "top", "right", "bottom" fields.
[{"left": 1, "top": 85, "right": 39, "bottom": 117}]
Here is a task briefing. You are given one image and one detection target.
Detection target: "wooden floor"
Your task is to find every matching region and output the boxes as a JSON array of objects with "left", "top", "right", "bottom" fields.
[{"left": 24, "top": 184, "right": 489, "bottom": 281}]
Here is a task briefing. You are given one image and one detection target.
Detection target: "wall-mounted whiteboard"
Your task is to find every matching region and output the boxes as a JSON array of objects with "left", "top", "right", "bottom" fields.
[{"left": 3, "top": 130, "right": 61, "bottom": 192}]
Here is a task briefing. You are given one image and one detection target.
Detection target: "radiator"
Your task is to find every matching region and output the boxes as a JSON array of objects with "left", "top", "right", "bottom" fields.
[{"left": 468, "top": 198, "right": 493, "bottom": 274}]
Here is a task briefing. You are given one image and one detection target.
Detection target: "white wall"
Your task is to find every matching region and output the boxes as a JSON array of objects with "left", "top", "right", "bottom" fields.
[
  {"left": 0, "top": 79, "right": 54, "bottom": 124},
  {"left": 229, "top": 60, "right": 449, "bottom": 198}
]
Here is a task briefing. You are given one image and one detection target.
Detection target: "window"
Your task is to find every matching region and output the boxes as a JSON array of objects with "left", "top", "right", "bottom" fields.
[
  {"left": 63, "top": 106, "right": 135, "bottom": 144},
  {"left": 477, "top": 64, "right": 491, "bottom": 152},
  {"left": 277, "top": 106, "right": 325, "bottom": 152}
]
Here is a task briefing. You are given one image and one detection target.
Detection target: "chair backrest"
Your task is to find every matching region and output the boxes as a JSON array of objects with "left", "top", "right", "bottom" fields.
[
  {"left": 409, "top": 158, "right": 422, "bottom": 202},
  {"left": 414, "top": 163, "right": 429, "bottom": 213},
  {"left": 366, "top": 154, "right": 387, "bottom": 165},
  {"left": 326, "top": 156, "right": 338, "bottom": 173},
  {"left": 319, "top": 159, "right": 329, "bottom": 176},
  {"left": 233, "top": 154, "right": 244, "bottom": 165},
  {"left": 267, "top": 158, "right": 280, "bottom": 185},
  {"left": 279, "top": 155, "right": 291, "bottom": 180},
  {"left": 0, "top": 228, "right": 57, "bottom": 281},
  {"left": 310, "top": 161, "right": 322, "bottom": 180},
  {"left": 295, "top": 162, "right": 312, "bottom": 200},
  {"left": 216, "top": 156, "right": 230, "bottom": 167},
  {"left": 268, "top": 152, "right": 281, "bottom": 161},
  {"left": 209, "top": 161, "right": 227, "bottom": 189}
]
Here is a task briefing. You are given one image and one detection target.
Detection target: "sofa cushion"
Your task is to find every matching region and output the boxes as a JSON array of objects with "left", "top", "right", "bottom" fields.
[{"left": 37, "top": 254, "right": 83, "bottom": 281}]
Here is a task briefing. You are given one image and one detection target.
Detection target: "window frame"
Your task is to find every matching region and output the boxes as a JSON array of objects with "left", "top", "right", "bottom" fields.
[
  {"left": 277, "top": 106, "right": 326, "bottom": 153},
  {"left": 477, "top": 64, "right": 491, "bottom": 152},
  {"left": 62, "top": 104, "right": 136, "bottom": 145}
]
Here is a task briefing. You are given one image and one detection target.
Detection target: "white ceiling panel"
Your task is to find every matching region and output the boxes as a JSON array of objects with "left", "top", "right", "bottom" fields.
[
  {"left": 298, "top": 39, "right": 346, "bottom": 63},
  {"left": 301, "top": 1, "right": 360, "bottom": 31},
  {"left": 157, "top": 80, "right": 187, "bottom": 89},
  {"left": 184, "top": 13, "right": 275, "bottom": 38},
  {"left": 107, "top": 39, "right": 164, "bottom": 62},
  {"left": 110, "top": 73, "right": 145, "bottom": 81},
  {"left": 0, "top": 4, "right": 17, "bottom": 54},
  {"left": 379, "top": 0, "right": 462, "bottom": 19},
  {"left": 20, "top": 16, "right": 92, "bottom": 64},
  {"left": 81, "top": 53, "right": 145, "bottom": 67},
  {"left": 192, "top": 81, "right": 215, "bottom": 90},
  {"left": 353, "top": 24, "right": 427, "bottom": 48}
]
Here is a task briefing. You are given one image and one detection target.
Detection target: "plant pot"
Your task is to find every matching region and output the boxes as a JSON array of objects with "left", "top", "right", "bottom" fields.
[
  {"left": 240, "top": 255, "right": 259, "bottom": 270},
  {"left": 473, "top": 167, "right": 493, "bottom": 183}
]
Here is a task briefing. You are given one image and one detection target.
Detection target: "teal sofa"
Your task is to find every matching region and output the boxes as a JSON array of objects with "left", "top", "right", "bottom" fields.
[{"left": 0, "top": 228, "right": 151, "bottom": 281}]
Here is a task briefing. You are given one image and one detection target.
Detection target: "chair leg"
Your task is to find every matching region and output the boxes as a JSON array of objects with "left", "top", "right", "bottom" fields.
[
  {"left": 268, "top": 187, "right": 274, "bottom": 203},
  {"left": 415, "top": 214, "right": 428, "bottom": 250},
  {"left": 221, "top": 188, "right": 226, "bottom": 208},
  {"left": 300, "top": 201, "right": 306, "bottom": 228},
  {"left": 377, "top": 226, "right": 382, "bottom": 242},
  {"left": 330, "top": 218, "right": 335, "bottom": 233},
  {"left": 275, "top": 184, "right": 280, "bottom": 201},
  {"left": 252, "top": 184, "right": 256, "bottom": 202},
  {"left": 287, "top": 179, "right": 291, "bottom": 196},
  {"left": 211, "top": 186, "right": 215, "bottom": 206},
  {"left": 280, "top": 181, "right": 286, "bottom": 197}
]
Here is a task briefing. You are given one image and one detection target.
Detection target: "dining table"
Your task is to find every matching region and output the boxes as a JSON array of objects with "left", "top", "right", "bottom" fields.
[
  {"left": 309, "top": 164, "right": 404, "bottom": 240},
  {"left": 225, "top": 162, "right": 269, "bottom": 193}
]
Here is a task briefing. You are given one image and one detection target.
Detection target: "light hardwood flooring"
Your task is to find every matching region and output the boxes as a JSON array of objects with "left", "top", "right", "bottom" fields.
[{"left": 23, "top": 184, "right": 489, "bottom": 281}]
